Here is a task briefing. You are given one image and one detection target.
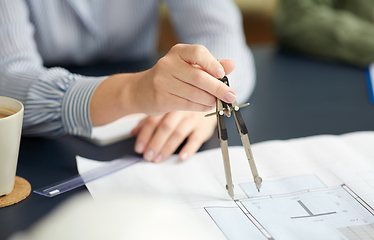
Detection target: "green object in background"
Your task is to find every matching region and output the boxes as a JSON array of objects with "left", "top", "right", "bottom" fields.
[{"left": 273, "top": 0, "right": 374, "bottom": 67}]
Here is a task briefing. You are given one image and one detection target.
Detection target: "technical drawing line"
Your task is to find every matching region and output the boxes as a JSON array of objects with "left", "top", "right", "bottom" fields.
[
  {"left": 298, "top": 200, "right": 314, "bottom": 216},
  {"left": 290, "top": 200, "right": 337, "bottom": 219},
  {"left": 342, "top": 184, "right": 374, "bottom": 217},
  {"left": 291, "top": 212, "right": 337, "bottom": 219},
  {"left": 235, "top": 200, "right": 274, "bottom": 240}
]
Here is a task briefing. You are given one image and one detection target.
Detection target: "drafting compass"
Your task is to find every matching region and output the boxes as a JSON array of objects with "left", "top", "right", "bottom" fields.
[{"left": 206, "top": 76, "right": 262, "bottom": 199}]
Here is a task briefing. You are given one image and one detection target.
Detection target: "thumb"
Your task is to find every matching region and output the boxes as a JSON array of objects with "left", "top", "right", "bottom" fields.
[{"left": 219, "top": 59, "right": 235, "bottom": 76}]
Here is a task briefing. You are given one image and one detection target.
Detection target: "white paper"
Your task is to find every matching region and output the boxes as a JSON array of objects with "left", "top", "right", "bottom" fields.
[
  {"left": 88, "top": 113, "right": 146, "bottom": 146},
  {"left": 77, "top": 131, "right": 374, "bottom": 240}
]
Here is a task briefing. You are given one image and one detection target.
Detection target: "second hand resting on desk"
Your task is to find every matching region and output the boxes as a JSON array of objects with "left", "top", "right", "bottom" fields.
[
  {"left": 35, "top": 76, "right": 261, "bottom": 199},
  {"left": 206, "top": 76, "right": 262, "bottom": 199}
]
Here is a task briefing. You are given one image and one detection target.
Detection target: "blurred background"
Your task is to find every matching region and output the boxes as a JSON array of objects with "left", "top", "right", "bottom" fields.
[{"left": 158, "top": 0, "right": 277, "bottom": 53}]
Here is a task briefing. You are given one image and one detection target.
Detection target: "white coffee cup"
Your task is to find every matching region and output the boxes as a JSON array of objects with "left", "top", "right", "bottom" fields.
[{"left": 0, "top": 96, "right": 24, "bottom": 196}]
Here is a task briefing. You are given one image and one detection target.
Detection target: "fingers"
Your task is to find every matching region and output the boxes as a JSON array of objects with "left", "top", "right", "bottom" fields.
[
  {"left": 132, "top": 44, "right": 237, "bottom": 116},
  {"left": 170, "top": 44, "right": 237, "bottom": 104},
  {"left": 131, "top": 118, "right": 147, "bottom": 136},
  {"left": 172, "top": 44, "right": 226, "bottom": 78},
  {"left": 160, "top": 71, "right": 217, "bottom": 108},
  {"left": 154, "top": 88, "right": 215, "bottom": 114},
  {"left": 152, "top": 116, "right": 196, "bottom": 162},
  {"left": 141, "top": 113, "right": 185, "bottom": 162},
  {"left": 164, "top": 114, "right": 216, "bottom": 162},
  {"left": 178, "top": 115, "right": 216, "bottom": 161},
  {"left": 169, "top": 61, "right": 233, "bottom": 104},
  {"left": 219, "top": 59, "right": 235, "bottom": 75},
  {"left": 178, "top": 131, "right": 208, "bottom": 161},
  {"left": 134, "top": 111, "right": 216, "bottom": 163},
  {"left": 133, "top": 115, "right": 163, "bottom": 154}
]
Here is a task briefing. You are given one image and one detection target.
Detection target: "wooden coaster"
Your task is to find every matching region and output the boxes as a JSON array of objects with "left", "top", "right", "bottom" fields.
[{"left": 0, "top": 176, "right": 31, "bottom": 208}]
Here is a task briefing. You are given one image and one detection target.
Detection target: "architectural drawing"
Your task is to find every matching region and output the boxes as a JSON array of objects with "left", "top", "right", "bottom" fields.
[{"left": 206, "top": 175, "right": 374, "bottom": 240}]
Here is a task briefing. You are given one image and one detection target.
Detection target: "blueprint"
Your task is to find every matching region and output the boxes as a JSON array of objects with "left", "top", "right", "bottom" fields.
[
  {"left": 206, "top": 175, "right": 374, "bottom": 240},
  {"left": 77, "top": 131, "right": 374, "bottom": 240}
]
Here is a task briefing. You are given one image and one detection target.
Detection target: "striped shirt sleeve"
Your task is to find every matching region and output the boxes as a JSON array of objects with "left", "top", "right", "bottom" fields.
[
  {"left": 0, "top": 0, "right": 106, "bottom": 137},
  {"left": 23, "top": 69, "right": 106, "bottom": 137}
]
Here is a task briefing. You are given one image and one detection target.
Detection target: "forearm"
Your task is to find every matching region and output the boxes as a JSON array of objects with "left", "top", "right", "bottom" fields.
[{"left": 89, "top": 73, "right": 141, "bottom": 127}]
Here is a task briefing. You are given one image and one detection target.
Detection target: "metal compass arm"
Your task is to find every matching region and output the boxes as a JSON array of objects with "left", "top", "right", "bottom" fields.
[
  {"left": 216, "top": 97, "right": 235, "bottom": 199},
  {"left": 206, "top": 76, "right": 262, "bottom": 199},
  {"left": 231, "top": 100, "right": 262, "bottom": 192}
]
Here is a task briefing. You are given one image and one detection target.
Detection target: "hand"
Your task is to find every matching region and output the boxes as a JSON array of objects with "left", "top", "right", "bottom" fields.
[
  {"left": 90, "top": 44, "right": 235, "bottom": 126},
  {"left": 131, "top": 44, "right": 236, "bottom": 115},
  {"left": 131, "top": 111, "right": 217, "bottom": 163}
]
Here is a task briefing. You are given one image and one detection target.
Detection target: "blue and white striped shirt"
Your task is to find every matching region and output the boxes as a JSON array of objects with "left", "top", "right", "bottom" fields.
[{"left": 0, "top": 0, "right": 255, "bottom": 137}]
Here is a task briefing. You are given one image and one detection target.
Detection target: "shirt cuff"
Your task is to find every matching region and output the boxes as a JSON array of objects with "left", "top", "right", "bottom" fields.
[{"left": 61, "top": 75, "right": 107, "bottom": 137}]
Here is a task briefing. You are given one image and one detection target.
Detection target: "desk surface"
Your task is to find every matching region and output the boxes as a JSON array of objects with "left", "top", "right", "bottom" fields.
[{"left": 1, "top": 46, "right": 373, "bottom": 239}]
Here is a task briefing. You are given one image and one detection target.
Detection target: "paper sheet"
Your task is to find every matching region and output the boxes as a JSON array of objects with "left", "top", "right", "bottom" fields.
[
  {"left": 77, "top": 131, "right": 374, "bottom": 240},
  {"left": 87, "top": 113, "right": 146, "bottom": 146}
]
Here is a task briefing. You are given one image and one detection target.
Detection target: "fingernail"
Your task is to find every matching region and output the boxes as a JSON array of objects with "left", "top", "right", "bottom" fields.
[
  {"left": 135, "top": 142, "right": 144, "bottom": 153},
  {"left": 144, "top": 150, "right": 154, "bottom": 161},
  {"left": 180, "top": 152, "right": 188, "bottom": 161},
  {"left": 155, "top": 154, "right": 163, "bottom": 163},
  {"left": 225, "top": 92, "right": 236, "bottom": 102},
  {"left": 216, "top": 68, "right": 225, "bottom": 78}
]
